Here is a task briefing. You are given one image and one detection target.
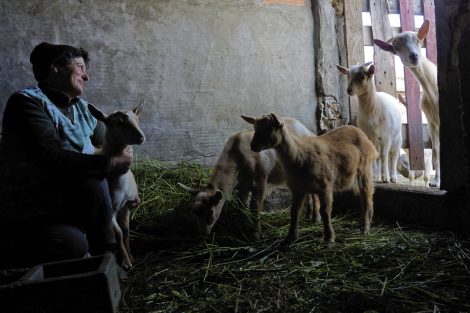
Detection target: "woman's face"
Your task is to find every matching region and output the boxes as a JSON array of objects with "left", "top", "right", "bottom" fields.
[{"left": 54, "top": 57, "right": 89, "bottom": 99}]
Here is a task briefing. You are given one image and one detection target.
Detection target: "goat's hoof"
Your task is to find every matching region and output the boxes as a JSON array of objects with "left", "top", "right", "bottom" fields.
[
  {"left": 249, "top": 231, "right": 261, "bottom": 242},
  {"left": 324, "top": 240, "right": 335, "bottom": 248},
  {"left": 281, "top": 237, "right": 296, "bottom": 248},
  {"left": 428, "top": 179, "right": 440, "bottom": 188}
]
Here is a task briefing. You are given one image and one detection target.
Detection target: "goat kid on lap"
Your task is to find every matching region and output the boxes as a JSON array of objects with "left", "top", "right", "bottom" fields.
[
  {"left": 337, "top": 62, "right": 402, "bottom": 183},
  {"left": 242, "top": 114, "right": 378, "bottom": 246},
  {"left": 88, "top": 102, "right": 145, "bottom": 269}
]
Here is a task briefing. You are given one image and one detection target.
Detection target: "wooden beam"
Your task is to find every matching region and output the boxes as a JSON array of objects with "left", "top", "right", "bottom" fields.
[
  {"left": 344, "top": 0, "right": 364, "bottom": 125},
  {"left": 400, "top": 0, "right": 425, "bottom": 170},
  {"left": 370, "top": 0, "right": 397, "bottom": 96},
  {"left": 401, "top": 123, "right": 432, "bottom": 148}
]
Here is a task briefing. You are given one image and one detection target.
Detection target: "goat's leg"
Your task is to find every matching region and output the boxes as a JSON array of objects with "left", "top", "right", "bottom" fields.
[
  {"left": 429, "top": 125, "right": 440, "bottom": 188},
  {"left": 389, "top": 146, "right": 400, "bottom": 183},
  {"left": 305, "top": 193, "right": 321, "bottom": 223},
  {"left": 319, "top": 188, "right": 335, "bottom": 246},
  {"left": 112, "top": 216, "right": 132, "bottom": 269},
  {"left": 283, "top": 192, "right": 306, "bottom": 246},
  {"left": 117, "top": 208, "right": 134, "bottom": 265},
  {"left": 359, "top": 170, "right": 374, "bottom": 235},
  {"left": 249, "top": 180, "right": 266, "bottom": 241},
  {"left": 381, "top": 144, "right": 391, "bottom": 183}
]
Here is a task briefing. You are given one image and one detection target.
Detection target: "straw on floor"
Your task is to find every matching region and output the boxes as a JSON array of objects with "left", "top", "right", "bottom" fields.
[{"left": 120, "top": 157, "right": 470, "bottom": 313}]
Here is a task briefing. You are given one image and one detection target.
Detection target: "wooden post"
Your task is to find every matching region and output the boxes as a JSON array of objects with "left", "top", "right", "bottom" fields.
[
  {"left": 370, "top": 0, "right": 397, "bottom": 96},
  {"left": 344, "top": 0, "right": 364, "bottom": 125},
  {"left": 400, "top": 0, "right": 425, "bottom": 170}
]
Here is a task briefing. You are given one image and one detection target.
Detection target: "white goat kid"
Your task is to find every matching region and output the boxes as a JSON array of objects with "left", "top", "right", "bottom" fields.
[
  {"left": 374, "top": 19, "right": 439, "bottom": 187},
  {"left": 179, "top": 117, "right": 320, "bottom": 240},
  {"left": 88, "top": 102, "right": 145, "bottom": 269},
  {"left": 337, "top": 62, "right": 402, "bottom": 183},
  {"left": 243, "top": 114, "right": 378, "bottom": 246}
]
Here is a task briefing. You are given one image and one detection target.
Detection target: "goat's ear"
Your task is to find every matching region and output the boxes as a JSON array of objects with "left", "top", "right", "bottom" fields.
[
  {"left": 365, "top": 63, "right": 375, "bottom": 76},
  {"left": 417, "top": 19, "right": 430, "bottom": 41},
  {"left": 270, "top": 113, "right": 283, "bottom": 129},
  {"left": 336, "top": 64, "right": 349, "bottom": 75},
  {"left": 397, "top": 93, "right": 406, "bottom": 106},
  {"left": 177, "top": 182, "right": 199, "bottom": 196},
  {"left": 374, "top": 39, "right": 395, "bottom": 54},
  {"left": 241, "top": 115, "right": 256, "bottom": 125},
  {"left": 133, "top": 100, "right": 144, "bottom": 116},
  {"left": 88, "top": 103, "right": 108, "bottom": 122},
  {"left": 213, "top": 190, "right": 223, "bottom": 204}
]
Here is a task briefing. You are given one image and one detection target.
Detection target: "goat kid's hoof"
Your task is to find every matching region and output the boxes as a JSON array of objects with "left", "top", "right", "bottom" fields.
[
  {"left": 248, "top": 231, "right": 261, "bottom": 242},
  {"left": 324, "top": 240, "right": 335, "bottom": 248},
  {"left": 280, "top": 236, "right": 297, "bottom": 248}
]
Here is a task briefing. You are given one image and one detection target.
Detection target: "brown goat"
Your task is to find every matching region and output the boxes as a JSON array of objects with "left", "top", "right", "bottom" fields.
[
  {"left": 242, "top": 113, "right": 378, "bottom": 246},
  {"left": 179, "top": 117, "right": 320, "bottom": 240}
]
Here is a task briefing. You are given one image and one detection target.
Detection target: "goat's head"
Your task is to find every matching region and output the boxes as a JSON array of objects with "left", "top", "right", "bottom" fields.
[
  {"left": 336, "top": 62, "right": 375, "bottom": 96},
  {"left": 178, "top": 182, "right": 223, "bottom": 236},
  {"left": 374, "top": 19, "right": 430, "bottom": 69},
  {"left": 88, "top": 100, "right": 146, "bottom": 146},
  {"left": 241, "top": 113, "right": 284, "bottom": 152}
]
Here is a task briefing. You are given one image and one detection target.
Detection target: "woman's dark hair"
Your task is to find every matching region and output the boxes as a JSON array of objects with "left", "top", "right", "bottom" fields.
[{"left": 30, "top": 42, "right": 90, "bottom": 82}]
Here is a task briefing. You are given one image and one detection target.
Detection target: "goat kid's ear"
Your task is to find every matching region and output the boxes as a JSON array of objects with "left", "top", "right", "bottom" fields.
[
  {"left": 397, "top": 93, "right": 406, "bottom": 106},
  {"left": 336, "top": 64, "right": 349, "bottom": 75},
  {"left": 241, "top": 115, "right": 256, "bottom": 125},
  {"left": 88, "top": 103, "right": 108, "bottom": 122},
  {"left": 374, "top": 39, "right": 395, "bottom": 54},
  {"left": 417, "top": 19, "right": 430, "bottom": 41},
  {"left": 133, "top": 100, "right": 144, "bottom": 116},
  {"left": 365, "top": 63, "right": 375, "bottom": 76},
  {"left": 270, "top": 113, "right": 283, "bottom": 129},
  {"left": 213, "top": 190, "right": 223, "bottom": 205}
]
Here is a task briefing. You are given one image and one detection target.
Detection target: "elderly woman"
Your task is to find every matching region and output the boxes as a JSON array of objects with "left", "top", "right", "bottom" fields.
[{"left": 0, "top": 42, "right": 132, "bottom": 268}]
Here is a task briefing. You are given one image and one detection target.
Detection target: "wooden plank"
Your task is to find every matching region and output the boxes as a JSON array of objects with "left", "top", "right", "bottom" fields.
[
  {"left": 344, "top": 0, "right": 364, "bottom": 125},
  {"left": 263, "top": 0, "right": 305, "bottom": 6},
  {"left": 400, "top": 0, "right": 425, "bottom": 170},
  {"left": 370, "top": 0, "right": 397, "bottom": 96},
  {"left": 388, "top": 0, "right": 424, "bottom": 14},
  {"left": 423, "top": 0, "right": 437, "bottom": 64},
  {"left": 401, "top": 124, "right": 432, "bottom": 148}
]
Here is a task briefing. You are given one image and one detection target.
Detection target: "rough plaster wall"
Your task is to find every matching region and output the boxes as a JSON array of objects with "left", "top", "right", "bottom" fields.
[{"left": 0, "top": 0, "right": 316, "bottom": 165}]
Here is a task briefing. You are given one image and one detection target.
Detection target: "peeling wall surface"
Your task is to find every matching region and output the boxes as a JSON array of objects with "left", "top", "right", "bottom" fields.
[{"left": 0, "top": 0, "right": 316, "bottom": 165}]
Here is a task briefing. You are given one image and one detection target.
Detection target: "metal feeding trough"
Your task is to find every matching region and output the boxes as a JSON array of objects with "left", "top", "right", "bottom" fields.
[{"left": 0, "top": 253, "right": 121, "bottom": 313}]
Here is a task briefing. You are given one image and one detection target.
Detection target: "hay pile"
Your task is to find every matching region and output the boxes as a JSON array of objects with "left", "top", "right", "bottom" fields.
[{"left": 120, "top": 157, "right": 470, "bottom": 313}]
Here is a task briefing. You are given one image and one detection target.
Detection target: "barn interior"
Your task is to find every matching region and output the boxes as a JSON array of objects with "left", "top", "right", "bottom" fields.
[{"left": 0, "top": 0, "right": 469, "bottom": 312}]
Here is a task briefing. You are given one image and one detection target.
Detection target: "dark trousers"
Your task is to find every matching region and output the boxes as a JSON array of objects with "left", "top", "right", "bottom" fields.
[{"left": 0, "top": 178, "right": 115, "bottom": 269}]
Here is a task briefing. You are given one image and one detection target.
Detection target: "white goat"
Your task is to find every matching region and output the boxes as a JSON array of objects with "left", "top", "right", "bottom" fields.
[
  {"left": 242, "top": 113, "right": 378, "bottom": 246},
  {"left": 88, "top": 102, "right": 145, "bottom": 269},
  {"left": 179, "top": 117, "right": 320, "bottom": 240},
  {"left": 337, "top": 62, "right": 402, "bottom": 183},
  {"left": 374, "top": 19, "right": 439, "bottom": 187}
]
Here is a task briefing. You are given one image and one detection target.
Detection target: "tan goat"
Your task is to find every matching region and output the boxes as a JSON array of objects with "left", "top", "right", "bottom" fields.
[
  {"left": 179, "top": 117, "right": 320, "bottom": 240},
  {"left": 374, "top": 19, "right": 439, "bottom": 187},
  {"left": 89, "top": 102, "right": 145, "bottom": 269},
  {"left": 242, "top": 113, "right": 378, "bottom": 246}
]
